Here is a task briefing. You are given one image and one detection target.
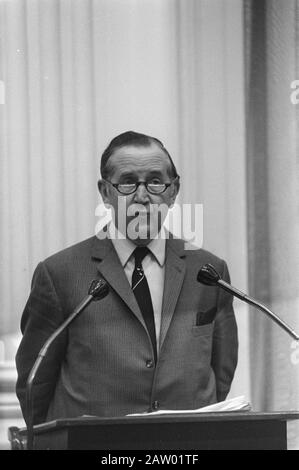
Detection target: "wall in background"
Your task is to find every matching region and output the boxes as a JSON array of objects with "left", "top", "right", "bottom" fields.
[{"left": 1, "top": 0, "right": 249, "bottom": 448}]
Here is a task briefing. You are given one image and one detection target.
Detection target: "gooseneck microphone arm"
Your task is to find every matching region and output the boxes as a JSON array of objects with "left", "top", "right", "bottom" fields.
[
  {"left": 197, "top": 263, "right": 299, "bottom": 341},
  {"left": 25, "top": 278, "right": 109, "bottom": 450}
]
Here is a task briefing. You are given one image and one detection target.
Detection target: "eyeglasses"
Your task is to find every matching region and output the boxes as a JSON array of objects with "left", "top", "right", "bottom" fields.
[{"left": 104, "top": 177, "right": 178, "bottom": 195}]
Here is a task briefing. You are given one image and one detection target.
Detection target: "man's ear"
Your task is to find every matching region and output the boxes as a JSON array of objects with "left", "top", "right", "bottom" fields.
[
  {"left": 169, "top": 176, "right": 180, "bottom": 206},
  {"left": 98, "top": 179, "right": 111, "bottom": 206}
]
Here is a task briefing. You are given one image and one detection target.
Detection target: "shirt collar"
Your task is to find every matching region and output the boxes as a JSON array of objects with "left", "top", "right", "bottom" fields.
[{"left": 108, "top": 221, "right": 166, "bottom": 267}]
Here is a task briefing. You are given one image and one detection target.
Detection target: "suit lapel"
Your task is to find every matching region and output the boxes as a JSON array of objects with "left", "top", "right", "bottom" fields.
[
  {"left": 159, "top": 238, "right": 186, "bottom": 349},
  {"left": 91, "top": 233, "right": 187, "bottom": 346},
  {"left": 91, "top": 235, "right": 146, "bottom": 329}
]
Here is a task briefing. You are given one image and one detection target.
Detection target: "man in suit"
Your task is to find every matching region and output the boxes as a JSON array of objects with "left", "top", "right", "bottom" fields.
[{"left": 16, "top": 131, "right": 238, "bottom": 425}]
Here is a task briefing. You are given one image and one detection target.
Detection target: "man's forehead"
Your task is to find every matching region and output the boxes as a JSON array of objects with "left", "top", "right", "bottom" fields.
[{"left": 108, "top": 144, "right": 170, "bottom": 173}]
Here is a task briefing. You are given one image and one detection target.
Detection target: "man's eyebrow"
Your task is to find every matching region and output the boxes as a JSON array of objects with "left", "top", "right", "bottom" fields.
[
  {"left": 147, "top": 170, "right": 164, "bottom": 176},
  {"left": 118, "top": 170, "right": 164, "bottom": 178},
  {"left": 118, "top": 171, "right": 137, "bottom": 178}
]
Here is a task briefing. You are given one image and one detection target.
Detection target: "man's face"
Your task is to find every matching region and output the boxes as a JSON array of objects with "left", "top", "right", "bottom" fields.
[{"left": 98, "top": 143, "right": 179, "bottom": 245}]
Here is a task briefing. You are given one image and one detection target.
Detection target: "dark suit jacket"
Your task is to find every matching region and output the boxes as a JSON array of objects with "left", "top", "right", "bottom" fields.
[{"left": 16, "top": 234, "right": 238, "bottom": 425}]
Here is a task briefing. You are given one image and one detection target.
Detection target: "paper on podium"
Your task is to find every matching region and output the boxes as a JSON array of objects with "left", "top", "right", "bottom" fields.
[{"left": 127, "top": 396, "right": 251, "bottom": 416}]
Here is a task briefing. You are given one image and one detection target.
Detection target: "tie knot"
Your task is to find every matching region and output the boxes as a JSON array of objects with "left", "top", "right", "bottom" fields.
[{"left": 133, "top": 246, "right": 150, "bottom": 266}]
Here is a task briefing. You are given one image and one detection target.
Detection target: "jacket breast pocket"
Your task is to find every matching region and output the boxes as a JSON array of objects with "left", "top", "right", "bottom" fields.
[{"left": 191, "top": 321, "right": 214, "bottom": 337}]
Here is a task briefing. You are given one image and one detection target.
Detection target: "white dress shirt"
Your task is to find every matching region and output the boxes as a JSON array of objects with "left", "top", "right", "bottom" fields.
[{"left": 108, "top": 222, "right": 166, "bottom": 353}]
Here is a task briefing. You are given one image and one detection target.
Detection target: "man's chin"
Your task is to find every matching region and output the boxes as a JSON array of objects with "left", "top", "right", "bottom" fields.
[
  {"left": 127, "top": 227, "right": 152, "bottom": 245},
  {"left": 130, "top": 237, "right": 151, "bottom": 247},
  {"left": 126, "top": 223, "right": 161, "bottom": 245}
]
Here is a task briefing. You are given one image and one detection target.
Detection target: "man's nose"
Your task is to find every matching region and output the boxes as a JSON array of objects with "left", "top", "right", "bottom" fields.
[{"left": 133, "top": 183, "right": 150, "bottom": 203}]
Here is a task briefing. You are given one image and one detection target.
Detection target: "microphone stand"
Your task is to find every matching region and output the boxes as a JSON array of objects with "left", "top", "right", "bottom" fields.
[
  {"left": 25, "top": 278, "right": 109, "bottom": 450},
  {"left": 197, "top": 263, "right": 299, "bottom": 341},
  {"left": 217, "top": 278, "right": 299, "bottom": 341}
]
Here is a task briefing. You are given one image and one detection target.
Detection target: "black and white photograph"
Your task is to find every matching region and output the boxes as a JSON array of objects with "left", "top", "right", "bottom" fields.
[{"left": 0, "top": 0, "right": 298, "bottom": 452}]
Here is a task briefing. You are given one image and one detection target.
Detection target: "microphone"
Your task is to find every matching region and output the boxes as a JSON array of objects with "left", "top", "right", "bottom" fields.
[
  {"left": 197, "top": 263, "right": 299, "bottom": 341},
  {"left": 25, "top": 278, "right": 109, "bottom": 450}
]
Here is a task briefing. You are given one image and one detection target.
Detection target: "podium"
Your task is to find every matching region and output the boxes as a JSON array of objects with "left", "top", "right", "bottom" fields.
[{"left": 15, "top": 411, "right": 299, "bottom": 450}]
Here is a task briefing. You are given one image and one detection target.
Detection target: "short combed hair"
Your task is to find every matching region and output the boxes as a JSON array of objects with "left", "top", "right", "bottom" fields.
[{"left": 100, "top": 131, "right": 178, "bottom": 179}]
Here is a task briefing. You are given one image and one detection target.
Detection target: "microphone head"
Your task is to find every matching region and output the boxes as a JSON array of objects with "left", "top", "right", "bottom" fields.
[
  {"left": 197, "top": 263, "right": 221, "bottom": 286},
  {"left": 88, "top": 278, "right": 109, "bottom": 300}
]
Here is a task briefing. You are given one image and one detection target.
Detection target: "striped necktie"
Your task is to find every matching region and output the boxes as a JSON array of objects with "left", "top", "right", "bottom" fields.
[{"left": 132, "top": 246, "right": 157, "bottom": 363}]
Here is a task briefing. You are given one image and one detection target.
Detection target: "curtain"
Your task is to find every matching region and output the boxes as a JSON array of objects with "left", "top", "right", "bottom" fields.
[
  {"left": 0, "top": 0, "right": 248, "bottom": 447},
  {"left": 245, "top": 0, "right": 299, "bottom": 449},
  {"left": 175, "top": 0, "right": 249, "bottom": 399}
]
